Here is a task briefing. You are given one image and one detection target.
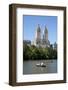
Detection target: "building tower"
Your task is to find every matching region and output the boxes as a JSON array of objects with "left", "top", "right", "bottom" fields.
[
  {"left": 35, "top": 24, "right": 41, "bottom": 47},
  {"left": 42, "top": 26, "right": 50, "bottom": 47},
  {"left": 54, "top": 42, "right": 57, "bottom": 50},
  {"left": 44, "top": 26, "right": 48, "bottom": 43}
]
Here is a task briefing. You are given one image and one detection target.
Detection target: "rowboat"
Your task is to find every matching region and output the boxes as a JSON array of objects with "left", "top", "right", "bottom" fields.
[{"left": 36, "top": 62, "right": 46, "bottom": 67}]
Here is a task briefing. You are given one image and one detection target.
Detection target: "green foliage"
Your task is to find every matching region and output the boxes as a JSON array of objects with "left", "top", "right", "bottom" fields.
[{"left": 23, "top": 44, "right": 57, "bottom": 60}]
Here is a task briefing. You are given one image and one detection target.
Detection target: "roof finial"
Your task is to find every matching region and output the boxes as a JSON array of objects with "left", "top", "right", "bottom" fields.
[
  {"left": 38, "top": 24, "right": 40, "bottom": 27},
  {"left": 37, "top": 24, "right": 41, "bottom": 32},
  {"left": 45, "top": 25, "right": 48, "bottom": 33},
  {"left": 45, "top": 25, "right": 47, "bottom": 29}
]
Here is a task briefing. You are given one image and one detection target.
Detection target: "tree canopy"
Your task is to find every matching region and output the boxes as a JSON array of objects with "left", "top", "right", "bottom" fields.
[{"left": 23, "top": 44, "right": 57, "bottom": 60}]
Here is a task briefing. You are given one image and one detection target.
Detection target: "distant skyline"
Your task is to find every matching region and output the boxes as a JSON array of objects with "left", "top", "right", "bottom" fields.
[{"left": 23, "top": 15, "right": 57, "bottom": 44}]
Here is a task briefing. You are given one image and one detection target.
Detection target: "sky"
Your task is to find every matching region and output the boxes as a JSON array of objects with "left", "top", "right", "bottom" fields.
[{"left": 23, "top": 15, "right": 57, "bottom": 44}]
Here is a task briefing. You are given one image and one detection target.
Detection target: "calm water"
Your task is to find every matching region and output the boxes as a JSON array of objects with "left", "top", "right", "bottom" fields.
[{"left": 23, "top": 60, "right": 57, "bottom": 75}]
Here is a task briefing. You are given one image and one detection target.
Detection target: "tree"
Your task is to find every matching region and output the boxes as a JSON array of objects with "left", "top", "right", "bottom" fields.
[{"left": 23, "top": 44, "right": 57, "bottom": 60}]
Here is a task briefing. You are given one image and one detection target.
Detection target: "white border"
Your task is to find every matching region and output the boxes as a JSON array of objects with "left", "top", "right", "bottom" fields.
[{"left": 16, "top": 8, "right": 64, "bottom": 82}]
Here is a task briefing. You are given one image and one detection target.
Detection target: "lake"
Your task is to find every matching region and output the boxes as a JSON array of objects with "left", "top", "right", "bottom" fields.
[{"left": 23, "top": 60, "right": 57, "bottom": 75}]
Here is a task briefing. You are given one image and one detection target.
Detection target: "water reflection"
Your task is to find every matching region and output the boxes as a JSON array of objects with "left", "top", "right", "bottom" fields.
[{"left": 23, "top": 60, "right": 57, "bottom": 75}]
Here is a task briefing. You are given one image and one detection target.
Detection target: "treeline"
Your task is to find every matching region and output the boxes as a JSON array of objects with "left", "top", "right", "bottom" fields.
[{"left": 23, "top": 44, "right": 57, "bottom": 60}]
